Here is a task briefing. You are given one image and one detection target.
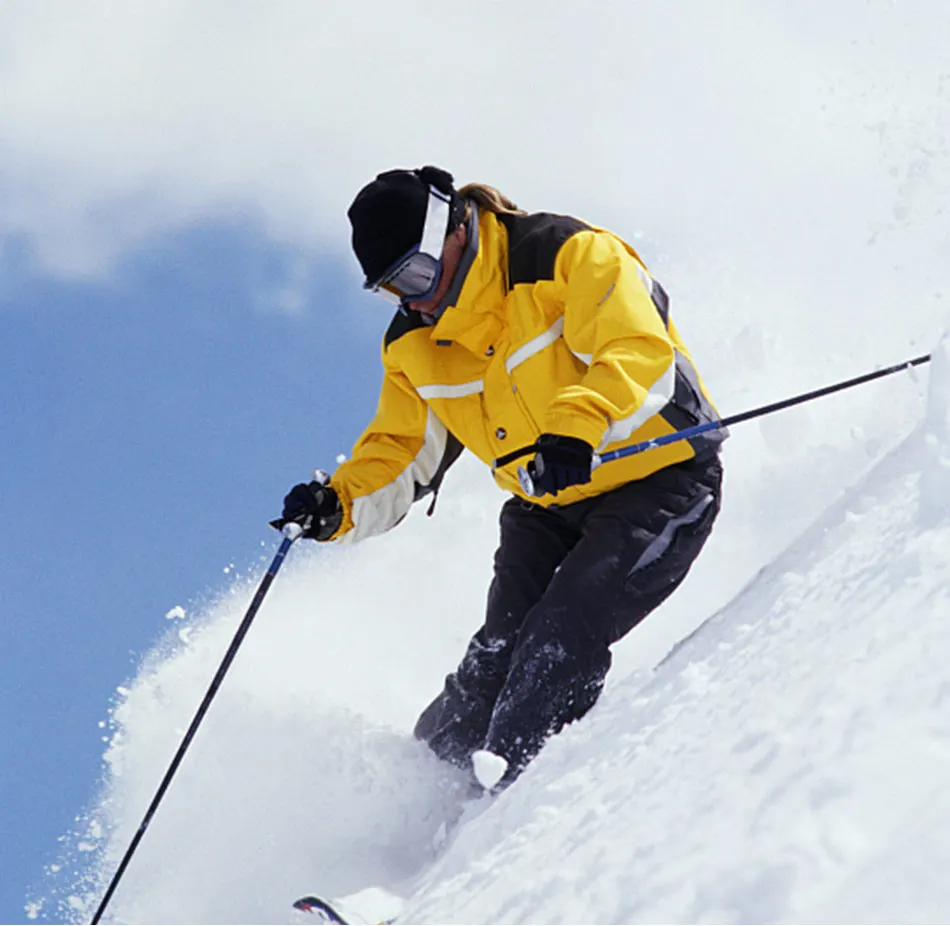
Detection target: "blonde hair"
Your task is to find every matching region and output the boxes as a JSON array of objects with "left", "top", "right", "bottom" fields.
[{"left": 457, "top": 182, "right": 527, "bottom": 216}]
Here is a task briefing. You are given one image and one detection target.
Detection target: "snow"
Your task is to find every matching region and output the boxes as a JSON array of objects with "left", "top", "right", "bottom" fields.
[
  {"left": 29, "top": 6, "right": 950, "bottom": 924},
  {"left": 920, "top": 334, "right": 950, "bottom": 529}
]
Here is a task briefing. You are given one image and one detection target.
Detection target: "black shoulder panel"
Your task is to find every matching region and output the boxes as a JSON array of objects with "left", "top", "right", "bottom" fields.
[
  {"left": 384, "top": 308, "right": 430, "bottom": 349},
  {"left": 498, "top": 212, "right": 590, "bottom": 287}
]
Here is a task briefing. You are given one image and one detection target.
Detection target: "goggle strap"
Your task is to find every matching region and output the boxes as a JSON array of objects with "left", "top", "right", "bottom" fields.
[{"left": 419, "top": 186, "right": 451, "bottom": 259}]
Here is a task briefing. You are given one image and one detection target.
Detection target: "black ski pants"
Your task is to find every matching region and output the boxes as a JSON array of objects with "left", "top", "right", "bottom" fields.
[{"left": 414, "top": 453, "right": 723, "bottom": 786}]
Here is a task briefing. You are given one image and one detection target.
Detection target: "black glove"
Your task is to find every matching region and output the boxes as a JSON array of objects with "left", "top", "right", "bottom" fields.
[
  {"left": 528, "top": 434, "right": 594, "bottom": 497},
  {"left": 280, "top": 478, "right": 342, "bottom": 541}
]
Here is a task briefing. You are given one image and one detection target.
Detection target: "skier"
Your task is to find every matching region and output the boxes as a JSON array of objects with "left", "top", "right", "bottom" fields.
[{"left": 280, "top": 165, "right": 726, "bottom": 792}]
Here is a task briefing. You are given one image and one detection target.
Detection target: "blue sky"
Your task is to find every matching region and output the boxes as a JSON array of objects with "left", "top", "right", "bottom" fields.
[{"left": 0, "top": 221, "right": 384, "bottom": 922}]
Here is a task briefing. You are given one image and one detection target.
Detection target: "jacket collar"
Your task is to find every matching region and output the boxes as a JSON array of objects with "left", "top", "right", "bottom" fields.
[{"left": 429, "top": 209, "right": 507, "bottom": 356}]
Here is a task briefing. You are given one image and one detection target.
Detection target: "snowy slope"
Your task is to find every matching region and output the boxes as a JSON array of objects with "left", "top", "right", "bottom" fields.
[
  {"left": 403, "top": 351, "right": 950, "bottom": 925},
  {"left": 35, "top": 345, "right": 950, "bottom": 924}
]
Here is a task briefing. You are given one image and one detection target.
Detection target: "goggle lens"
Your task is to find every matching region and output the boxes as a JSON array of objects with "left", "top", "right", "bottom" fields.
[{"left": 379, "top": 252, "right": 441, "bottom": 302}]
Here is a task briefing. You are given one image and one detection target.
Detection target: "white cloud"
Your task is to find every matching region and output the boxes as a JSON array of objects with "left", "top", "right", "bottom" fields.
[{"left": 2, "top": 0, "right": 947, "bottom": 282}]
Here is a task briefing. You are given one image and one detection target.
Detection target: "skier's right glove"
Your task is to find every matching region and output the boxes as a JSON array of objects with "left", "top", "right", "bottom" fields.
[
  {"left": 280, "top": 476, "right": 343, "bottom": 541},
  {"left": 528, "top": 433, "right": 594, "bottom": 497}
]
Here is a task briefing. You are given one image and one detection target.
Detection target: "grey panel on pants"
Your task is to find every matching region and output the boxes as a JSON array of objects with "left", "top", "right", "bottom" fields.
[{"left": 628, "top": 492, "right": 713, "bottom": 574}]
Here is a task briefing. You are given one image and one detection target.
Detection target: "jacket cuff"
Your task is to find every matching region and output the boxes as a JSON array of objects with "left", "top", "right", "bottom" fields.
[{"left": 325, "top": 481, "right": 354, "bottom": 542}]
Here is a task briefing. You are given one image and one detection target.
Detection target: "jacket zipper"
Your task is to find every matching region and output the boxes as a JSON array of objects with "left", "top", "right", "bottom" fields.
[{"left": 508, "top": 372, "right": 542, "bottom": 438}]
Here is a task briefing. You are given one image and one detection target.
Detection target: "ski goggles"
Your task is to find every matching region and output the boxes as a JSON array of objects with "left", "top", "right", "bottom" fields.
[{"left": 364, "top": 185, "right": 451, "bottom": 305}]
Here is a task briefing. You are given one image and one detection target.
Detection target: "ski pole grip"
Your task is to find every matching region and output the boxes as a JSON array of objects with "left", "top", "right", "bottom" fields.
[
  {"left": 517, "top": 454, "right": 603, "bottom": 498},
  {"left": 517, "top": 463, "right": 539, "bottom": 497},
  {"left": 282, "top": 521, "right": 304, "bottom": 541}
]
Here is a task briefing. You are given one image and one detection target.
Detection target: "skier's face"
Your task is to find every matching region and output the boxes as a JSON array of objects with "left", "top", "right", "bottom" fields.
[{"left": 406, "top": 224, "right": 467, "bottom": 317}]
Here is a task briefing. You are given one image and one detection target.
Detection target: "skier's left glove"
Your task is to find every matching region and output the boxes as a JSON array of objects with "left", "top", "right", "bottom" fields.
[
  {"left": 280, "top": 474, "right": 343, "bottom": 541},
  {"left": 528, "top": 434, "right": 594, "bottom": 497}
]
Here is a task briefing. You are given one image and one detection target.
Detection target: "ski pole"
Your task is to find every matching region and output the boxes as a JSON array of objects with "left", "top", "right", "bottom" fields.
[
  {"left": 91, "top": 522, "right": 303, "bottom": 925},
  {"left": 500, "top": 353, "right": 931, "bottom": 497}
]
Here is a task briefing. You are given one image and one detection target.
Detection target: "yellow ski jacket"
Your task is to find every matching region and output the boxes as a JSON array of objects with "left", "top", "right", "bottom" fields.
[{"left": 329, "top": 207, "right": 725, "bottom": 543}]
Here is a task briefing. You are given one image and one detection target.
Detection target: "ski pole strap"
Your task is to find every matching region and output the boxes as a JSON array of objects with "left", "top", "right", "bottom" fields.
[
  {"left": 493, "top": 442, "right": 538, "bottom": 469},
  {"left": 492, "top": 353, "right": 930, "bottom": 472}
]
